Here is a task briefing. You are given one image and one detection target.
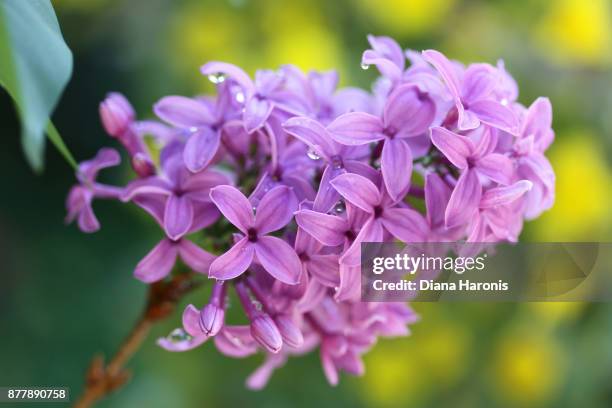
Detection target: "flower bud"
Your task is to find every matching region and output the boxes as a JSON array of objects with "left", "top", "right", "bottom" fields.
[
  {"left": 250, "top": 313, "right": 283, "bottom": 353},
  {"left": 99, "top": 92, "right": 135, "bottom": 137},
  {"left": 131, "top": 153, "right": 156, "bottom": 178},
  {"left": 273, "top": 314, "right": 304, "bottom": 348},
  {"left": 199, "top": 303, "right": 225, "bottom": 336}
]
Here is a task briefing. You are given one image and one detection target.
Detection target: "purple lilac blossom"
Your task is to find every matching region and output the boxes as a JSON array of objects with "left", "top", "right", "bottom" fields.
[{"left": 65, "top": 35, "right": 556, "bottom": 388}]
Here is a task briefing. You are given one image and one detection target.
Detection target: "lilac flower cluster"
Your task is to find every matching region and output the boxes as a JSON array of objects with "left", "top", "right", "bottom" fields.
[{"left": 66, "top": 35, "right": 555, "bottom": 388}]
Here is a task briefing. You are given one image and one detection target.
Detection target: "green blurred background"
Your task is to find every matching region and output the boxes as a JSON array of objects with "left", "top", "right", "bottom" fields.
[{"left": 1, "top": 0, "right": 611, "bottom": 406}]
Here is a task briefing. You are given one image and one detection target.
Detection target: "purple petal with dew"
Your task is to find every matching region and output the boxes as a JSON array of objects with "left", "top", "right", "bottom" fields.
[
  {"left": 209, "top": 239, "right": 255, "bottom": 281},
  {"left": 330, "top": 173, "right": 381, "bottom": 213}
]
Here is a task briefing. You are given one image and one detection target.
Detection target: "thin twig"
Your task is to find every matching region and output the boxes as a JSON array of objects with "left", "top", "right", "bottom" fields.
[{"left": 73, "top": 273, "right": 200, "bottom": 408}]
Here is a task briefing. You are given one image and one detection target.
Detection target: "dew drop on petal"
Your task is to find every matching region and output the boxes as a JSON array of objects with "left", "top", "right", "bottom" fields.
[
  {"left": 189, "top": 126, "right": 199, "bottom": 133},
  {"left": 360, "top": 63, "right": 370, "bottom": 70},
  {"left": 333, "top": 200, "right": 345, "bottom": 214},
  {"left": 168, "top": 328, "right": 192, "bottom": 343},
  {"left": 208, "top": 72, "right": 226, "bottom": 84},
  {"left": 235, "top": 92, "right": 245, "bottom": 103},
  {"left": 307, "top": 148, "right": 321, "bottom": 160}
]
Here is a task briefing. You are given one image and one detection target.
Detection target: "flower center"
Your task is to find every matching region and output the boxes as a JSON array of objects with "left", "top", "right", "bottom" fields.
[
  {"left": 247, "top": 228, "right": 258, "bottom": 242},
  {"left": 345, "top": 229, "right": 356, "bottom": 241},
  {"left": 384, "top": 126, "right": 397, "bottom": 139},
  {"left": 330, "top": 155, "right": 344, "bottom": 170},
  {"left": 373, "top": 206, "right": 384, "bottom": 218}
]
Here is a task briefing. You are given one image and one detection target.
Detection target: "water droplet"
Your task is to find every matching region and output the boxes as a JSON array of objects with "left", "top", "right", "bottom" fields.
[
  {"left": 307, "top": 148, "right": 321, "bottom": 160},
  {"left": 208, "top": 72, "right": 226, "bottom": 84},
  {"left": 500, "top": 98, "right": 508, "bottom": 106},
  {"left": 168, "top": 328, "right": 191, "bottom": 343},
  {"left": 333, "top": 200, "right": 346, "bottom": 214},
  {"left": 235, "top": 92, "right": 245, "bottom": 103},
  {"left": 189, "top": 126, "right": 199, "bottom": 133},
  {"left": 360, "top": 63, "right": 370, "bottom": 70}
]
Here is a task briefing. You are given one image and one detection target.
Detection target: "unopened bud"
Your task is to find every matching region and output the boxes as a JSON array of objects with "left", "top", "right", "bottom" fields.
[
  {"left": 199, "top": 303, "right": 225, "bottom": 336},
  {"left": 250, "top": 313, "right": 283, "bottom": 353},
  {"left": 274, "top": 314, "right": 303, "bottom": 348},
  {"left": 131, "top": 153, "right": 156, "bottom": 178},
  {"left": 99, "top": 92, "right": 135, "bottom": 137}
]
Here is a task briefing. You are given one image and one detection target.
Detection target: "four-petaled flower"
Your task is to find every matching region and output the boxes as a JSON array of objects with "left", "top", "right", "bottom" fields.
[{"left": 208, "top": 185, "right": 302, "bottom": 284}]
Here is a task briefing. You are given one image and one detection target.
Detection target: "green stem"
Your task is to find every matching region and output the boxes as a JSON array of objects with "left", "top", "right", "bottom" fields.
[{"left": 46, "top": 121, "right": 77, "bottom": 170}]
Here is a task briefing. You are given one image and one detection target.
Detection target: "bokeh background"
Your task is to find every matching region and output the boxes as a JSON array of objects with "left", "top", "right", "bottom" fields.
[{"left": 1, "top": 0, "right": 612, "bottom": 406}]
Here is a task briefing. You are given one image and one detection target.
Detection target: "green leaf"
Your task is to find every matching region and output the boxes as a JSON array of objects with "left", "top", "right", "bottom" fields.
[{"left": 0, "top": 0, "right": 74, "bottom": 172}]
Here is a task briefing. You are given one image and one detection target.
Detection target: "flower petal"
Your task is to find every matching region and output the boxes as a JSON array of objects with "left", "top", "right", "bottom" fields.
[
  {"left": 327, "top": 112, "right": 384, "bottom": 145},
  {"left": 461, "top": 63, "right": 497, "bottom": 103},
  {"left": 157, "top": 333, "right": 208, "bottom": 352},
  {"left": 308, "top": 254, "right": 341, "bottom": 288},
  {"left": 295, "top": 209, "right": 346, "bottom": 247},
  {"left": 384, "top": 84, "right": 435, "bottom": 137},
  {"left": 425, "top": 173, "right": 451, "bottom": 229},
  {"left": 382, "top": 208, "right": 429, "bottom": 242},
  {"left": 480, "top": 180, "right": 533, "bottom": 208},
  {"left": 469, "top": 100, "right": 519, "bottom": 135},
  {"left": 366, "top": 34, "right": 405, "bottom": 73},
  {"left": 209, "top": 185, "right": 255, "bottom": 232},
  {"left": 182, "top": 304, "right": 204, "bottom": 337},
  {"left": 77, "top": 202, "right": 100, "bottom": 233},
  {"left": 209, "top": 239, "right": 255, "bottom": 280},
  {"left": 430, "top": 127, "right": 473, "bottom": 169},
  {"left": 445, "top": 169, "right": 482, "bottom": 229},
  {"left": 522, "top": 97, "right": 554, "bottom": 150},
  {"left": 178, "top": 239, "right": 215, "bottom": 274},
  {"left": 121, "top": 177, "right": 172, "bottom": 202},
  {"left": 330, "top": 173, "right": 381, "bottom": 213},
  {"left": 313, "top": 164, "right": 345, "bottom": 213},
  {"left": 182, "top": 170, "right": 231, "bottom": 201},
  {"left": 422, "top": 50, "right": 462, "bottom": 100},
  {"left": 243, "top": 98, "right": 273, "bottom": 134},
  {"left": 183, "top": 128, "right": 221, "bottom": 172},
  {"left": 78, "top": 148, "right": 121, "bottom": 183},
  {"left": 254, "top": 186, "right": 298, "bottom": 234},
  {"left": 476, "top": 153, "right": 514, "bottom": 185},
  {"left": 381, "top": 138, "right": 412, "bottom": 202},
  {"left": 164, "top": 195, "right": 194, "bottom": 240},
  {"left": 214, "top": 326, "right": 258, "bottom": 357},
  {"left": 135, "top": 239, "right": 178, "bottom": 283},
  {"left": 255, "top": 236, "right": 302, "bottom": 284},
  {"left": 340, "top": 219, "right": 384, "bottom": 266},
  {"left": 154, "top": 96, "right": 215, "bottom": 127},
  {"left": 361, "top": 50, "right": 403, "bottom": 81},
  {"left": 283, "top": 116, "right": 336, "bottom": 159},
  {"left": 200, "top": 62, "right": 255, "bottom": 95}
]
